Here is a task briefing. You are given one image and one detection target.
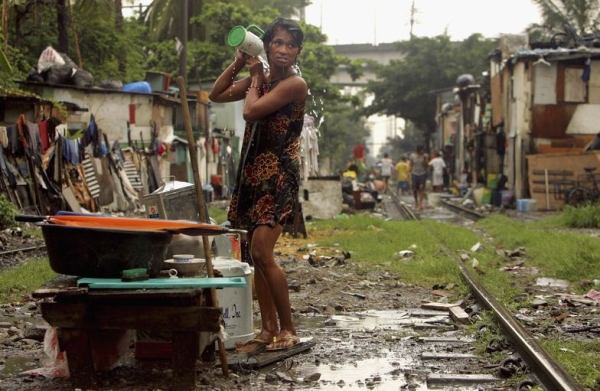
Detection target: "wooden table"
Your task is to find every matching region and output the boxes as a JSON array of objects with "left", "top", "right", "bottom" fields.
[{"left": 33, "top": 276, "right": 246, "bottom": 391}]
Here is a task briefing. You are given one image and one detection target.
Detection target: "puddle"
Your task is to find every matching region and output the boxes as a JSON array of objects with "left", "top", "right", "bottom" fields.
[
  {"left": 1, "top": 356, "right": 40, "bottom": 376},
  {"left": 247, "top": 310, "right": 487, "bottom": 390},
  {"left": 298, "top": 309, "right": 456, "bottom": 331}
]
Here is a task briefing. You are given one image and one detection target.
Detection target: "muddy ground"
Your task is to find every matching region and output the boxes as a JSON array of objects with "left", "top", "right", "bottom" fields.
[{"left": 0, "top": 201, "right": 599, "bottom": 391}]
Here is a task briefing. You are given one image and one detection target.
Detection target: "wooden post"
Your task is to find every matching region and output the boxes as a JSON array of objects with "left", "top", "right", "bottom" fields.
[{"left": 176, "top": 76, "right": 229, "bottom": 376}]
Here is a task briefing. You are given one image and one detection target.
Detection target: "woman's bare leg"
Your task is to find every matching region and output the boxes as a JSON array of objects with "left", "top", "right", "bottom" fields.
[{"left": 251, "top": 225, "right": 297, "bottom": 349}]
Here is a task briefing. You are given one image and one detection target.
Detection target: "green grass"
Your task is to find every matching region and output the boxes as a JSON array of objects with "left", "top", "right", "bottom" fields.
[
  {"left": 304, "top": 215, "right": 486, "bottom": 289},
  {"left": 540, "top": 339, "right": 600, "bottom": 387},
  {"left": 0, "top": 257, "right": 57, "bottom": 303},
  {"left": 550, "top": 203, "right": 600, "bottom": 228},
  {"left": 476, "top": 214, "right": 600, "bottom": 291}
]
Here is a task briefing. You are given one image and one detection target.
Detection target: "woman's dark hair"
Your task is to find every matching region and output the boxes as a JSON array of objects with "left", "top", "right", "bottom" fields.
[{"left": 263, "top": 17, "right": 304, "bottom": 47}]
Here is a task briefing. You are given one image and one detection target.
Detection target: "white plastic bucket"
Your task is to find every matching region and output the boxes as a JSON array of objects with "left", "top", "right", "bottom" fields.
[
  {"left": 213, "top": 257, "right": 254, "bottom": 349},
  {"left": 428, "top": 193, "right": 441, "bottom": 207}
]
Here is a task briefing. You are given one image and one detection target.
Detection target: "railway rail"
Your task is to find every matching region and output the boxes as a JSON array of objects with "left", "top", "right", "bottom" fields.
[{"left": 384, "top": 191, "right": 586, "bottom": 391}]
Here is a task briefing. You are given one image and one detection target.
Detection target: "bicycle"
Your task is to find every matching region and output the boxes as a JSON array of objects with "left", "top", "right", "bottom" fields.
[{"left": 565, "top": 167, "right": 600, "bottom": 207}]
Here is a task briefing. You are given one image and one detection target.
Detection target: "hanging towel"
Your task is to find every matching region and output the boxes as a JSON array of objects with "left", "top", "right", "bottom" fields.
[{"left": 83, "top": 146, "right": 100, "bottom": 199}]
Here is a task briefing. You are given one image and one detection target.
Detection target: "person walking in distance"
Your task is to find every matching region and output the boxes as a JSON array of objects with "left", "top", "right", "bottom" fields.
[
  {"left": 395, "top": 155, "right": 409, "bottom": 196},
  {"left": 428, "top": 150, "right": 446, "bottom": 193},
  {"left": 209, "top": 17, "right": 306, "bottom": 353},
  {"left": 379, "top": 152, "right": 394, "bottom": 191},
  {"left": 409, "top": 145, "right": 429, "bottom": 209}
]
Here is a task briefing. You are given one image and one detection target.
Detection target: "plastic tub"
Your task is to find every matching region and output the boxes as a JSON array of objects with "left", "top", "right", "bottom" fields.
[
  {"left": 38, "top": 223, "right": 172, "bottom": 278},
  {"left": 213, "top": 257, "right": 254, "bottom": 349}
]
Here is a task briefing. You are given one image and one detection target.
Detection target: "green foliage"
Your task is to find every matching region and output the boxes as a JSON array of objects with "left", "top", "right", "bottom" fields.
[
  {"left": 530, "top": 0, "right": 600, "bottom": 38},
  {"left": 553, "top": 204, "right": 600, "bottom": 228},
  {"left": 3, "top": 0, "right": 368, "bottom": 166},
  {"left": 364, "top": 34, "right": 498, "bottom": 146},
  {"left": 316, "top": 102, "right": 370, "bottom": 172},
  {"left": 0, "top": 194, "right": 17, "bottom": 229}
]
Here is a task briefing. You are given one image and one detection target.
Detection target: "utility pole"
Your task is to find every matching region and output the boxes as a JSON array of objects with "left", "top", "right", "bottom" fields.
[
  {"left": 179, "top": 0, "right": 188, "bottom": 86},
  {"left": 409, "top": 0, "right": 417, "bottom": 39}
]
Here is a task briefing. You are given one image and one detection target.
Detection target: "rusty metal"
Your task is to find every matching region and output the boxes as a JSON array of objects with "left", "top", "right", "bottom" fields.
[{"left": 459, "top": 261, "right": 586, "bottom": 391}]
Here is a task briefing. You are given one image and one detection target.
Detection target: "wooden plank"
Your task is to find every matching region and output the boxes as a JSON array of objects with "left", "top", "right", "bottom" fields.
[
  {"left": 531, "top": 169, "right": 574, "bottom": 176},
  {"left": 421, "top": 352, "right": 477, "bottom": 359},
  {"left": 427, "top": 373, "right": 501, "bottom": 383},
  {"left": 421, "top": 300, "right": 464, "bottom": 311},
  {"left": 77, "top": 277, "right": 246, "bottom": 290},
  {"left": 227, "top": 340, "right": 316, "bottom": 369},
  {"left": 171, "top": 331, "right": 199, "bottom": 391},
  {"left": 41, "top": 303, "right": 222, "bottom": 332},
  {"left": 449, "top": 306, "right": 470, "bottom": 324},
  {"left": 57, "top": 328, "right": 98, "bottom": 389},
  {"left": 32, "top": 288, "right": 88, "bottom": 298}
]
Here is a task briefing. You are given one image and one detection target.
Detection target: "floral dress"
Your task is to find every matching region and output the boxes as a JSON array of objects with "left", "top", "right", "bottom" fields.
[{"left": 227, "top": 77, "right": 306, "bottom": 231}]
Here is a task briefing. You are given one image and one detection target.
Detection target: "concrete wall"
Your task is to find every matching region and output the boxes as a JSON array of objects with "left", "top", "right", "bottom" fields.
[{"left": 300, "top": 178, "right": 342, "bottom": 219}]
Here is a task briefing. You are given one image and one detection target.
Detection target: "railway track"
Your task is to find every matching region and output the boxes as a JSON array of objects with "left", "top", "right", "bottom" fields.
[{"left": 383, "top": 191, "right": 585, "bottom": 391}]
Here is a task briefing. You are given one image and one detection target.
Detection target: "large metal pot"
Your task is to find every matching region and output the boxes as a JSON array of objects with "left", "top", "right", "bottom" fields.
[{"left": 38, "top": 223, "right": 173, "bottom": 278}]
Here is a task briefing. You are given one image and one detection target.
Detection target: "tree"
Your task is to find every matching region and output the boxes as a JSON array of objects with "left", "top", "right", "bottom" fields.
[
  {"left": 317, "top": 102, "right": 370, "bottom": 173},
  {"left": 528, "top": 0, "right": 600, "bottom": 44},
  {"left": 364, "top": 34, "right": 497, "bottom": 150}
]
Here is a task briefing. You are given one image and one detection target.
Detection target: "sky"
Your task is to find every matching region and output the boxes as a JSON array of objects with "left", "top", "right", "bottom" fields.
[
  {"left": 125, "top": 1, "right": 543, "bottom": 45},
  {"left": 304, "top": 0, "right": 543, "bottom": 45}
]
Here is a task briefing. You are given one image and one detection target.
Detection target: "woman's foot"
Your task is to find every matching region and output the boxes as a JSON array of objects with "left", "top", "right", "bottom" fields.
[
  {"left": 235, "top": 332, "right": 274, "bottom": 354},
  {"left": 266, "top": 331, "right": 300, "bottom": 351}
]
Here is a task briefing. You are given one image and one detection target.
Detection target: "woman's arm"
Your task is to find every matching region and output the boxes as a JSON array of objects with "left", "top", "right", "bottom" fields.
[
  {"left": 242, "top": 58, "right": 308, "bottom": 122},
  {"left": 209, "top": 50, "right": 253, "bottom": 103}
]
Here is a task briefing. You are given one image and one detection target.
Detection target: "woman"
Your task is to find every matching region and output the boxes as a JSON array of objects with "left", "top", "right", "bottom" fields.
[{"left": 209, "top": 18, "right": 306, "bottom": 353}]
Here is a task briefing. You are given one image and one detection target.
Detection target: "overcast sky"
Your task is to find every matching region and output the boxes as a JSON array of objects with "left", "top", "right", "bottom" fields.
[
  {"left": 304, "top": 0, "right": 542, "bottom": 45},
  {"left": 124, "top": 1, "right": 542, "bottom": 45}
]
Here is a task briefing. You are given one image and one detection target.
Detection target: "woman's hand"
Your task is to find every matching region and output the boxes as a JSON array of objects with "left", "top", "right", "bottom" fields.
[
  {"left": 246, "top": 56, "right": 264, "bottom": 80},
  {"left": 235, "top": 49, "right": 250, "bottom": 62}
]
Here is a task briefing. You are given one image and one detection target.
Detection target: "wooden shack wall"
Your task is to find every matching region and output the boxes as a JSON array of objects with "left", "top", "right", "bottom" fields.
[{"left": 526, "top": 151, "right": 600, "bottom": 210}]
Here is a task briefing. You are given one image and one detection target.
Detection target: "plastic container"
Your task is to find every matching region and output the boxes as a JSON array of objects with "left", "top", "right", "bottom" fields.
[
  {"left": 491, "top": 190, "right": 502, "bottom": 207},
  {"left": 38, "top": 223, "right": 172, "bottom": 278},
  {"left": 427, "top": 193, "right": 441, "bottom": 207},
  {"left": 501, "top": 190, "right": 515, "bottom": 206},
  {"left": 487, "top": 173, "right": 499, "bottom": 189},
  {"left": 473, "top": 187, "right": 484, "bottom": 206},
  {"left": 482, "top": 188, "right": 492, "bottom": 204},
  {"left": 517, "top": 198, "right": 537, "bottom": 212},
  {"left": 122, "top": 81, "right": 152, "bottom": 93},
  {"left": 213, "top": 257, "right": 254, "bottom": 350}
]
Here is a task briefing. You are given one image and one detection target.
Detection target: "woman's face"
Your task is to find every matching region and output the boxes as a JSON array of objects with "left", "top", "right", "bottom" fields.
[{"left": 267, "top": 28, "right": 300, "bottom": 68}]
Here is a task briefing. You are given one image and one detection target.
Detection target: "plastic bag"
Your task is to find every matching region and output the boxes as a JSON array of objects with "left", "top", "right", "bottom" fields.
[
  {"left": 21, "top": 327, "right": 69, "bottom": 378},
  {"left": 37, "top": 46, "right": 65, "bottom": 73}
]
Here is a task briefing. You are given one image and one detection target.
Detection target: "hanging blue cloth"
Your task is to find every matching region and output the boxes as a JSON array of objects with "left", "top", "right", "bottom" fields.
[{"left": 582, "top": 58, "right": 591, "bottom": 83}]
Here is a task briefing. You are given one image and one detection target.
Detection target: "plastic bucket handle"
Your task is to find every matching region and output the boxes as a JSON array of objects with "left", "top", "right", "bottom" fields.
[{"left": 246, "top": 24, "right": 264, "bottom": 39}]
